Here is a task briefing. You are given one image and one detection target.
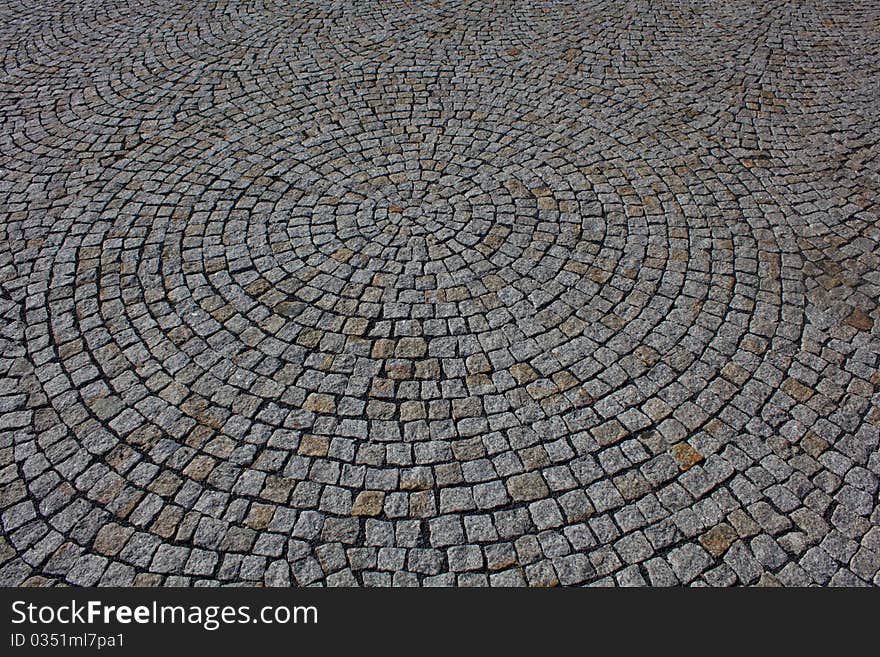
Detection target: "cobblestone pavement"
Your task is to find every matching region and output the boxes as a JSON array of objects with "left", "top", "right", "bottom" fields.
[{"left": 1, "top": 1, "right": 879, "bottom": 587}]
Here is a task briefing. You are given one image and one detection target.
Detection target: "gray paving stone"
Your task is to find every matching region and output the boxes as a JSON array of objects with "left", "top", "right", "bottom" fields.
[{"left": 667, "top": 544, "right": 713, "bottom": 584}]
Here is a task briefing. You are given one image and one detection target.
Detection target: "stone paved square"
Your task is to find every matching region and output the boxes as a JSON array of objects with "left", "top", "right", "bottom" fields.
[{"left": 0, "top": 1, "right": 878, "bottom": 587}]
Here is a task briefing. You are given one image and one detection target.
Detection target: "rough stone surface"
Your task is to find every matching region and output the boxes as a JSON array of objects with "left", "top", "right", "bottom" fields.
[{"left": 0, "top": 1, "right": 878, "bottom": 587}]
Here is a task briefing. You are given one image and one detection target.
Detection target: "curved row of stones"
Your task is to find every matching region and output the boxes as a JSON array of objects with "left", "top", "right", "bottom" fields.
[{"left": 1, "top": 1, "right": 878, "bottom": 586}]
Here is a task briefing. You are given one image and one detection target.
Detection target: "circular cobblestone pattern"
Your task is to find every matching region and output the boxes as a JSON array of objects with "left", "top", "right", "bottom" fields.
[{"left": 1, "top": 1, "right": 879, "bottom": 587}]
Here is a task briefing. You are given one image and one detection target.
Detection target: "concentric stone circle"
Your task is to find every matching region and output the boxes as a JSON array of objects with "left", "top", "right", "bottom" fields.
[{"left": 1, "top": 1, "right": 878, "bottom": 588}]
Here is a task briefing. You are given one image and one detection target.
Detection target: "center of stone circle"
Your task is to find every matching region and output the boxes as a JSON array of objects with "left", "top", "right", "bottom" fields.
[
  {"left": 362, "top": 179, "right": 478, "bottom": 245},
  {"left": 385, "top": 196, "right": 455, "bottom": 233}
]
